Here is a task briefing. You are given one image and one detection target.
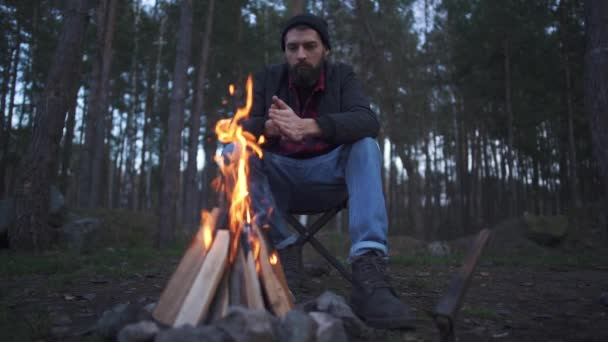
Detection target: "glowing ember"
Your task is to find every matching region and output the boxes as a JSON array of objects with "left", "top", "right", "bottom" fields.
[
  {"left": 269, "top": 252, "right": 278, "bottom": 265},
  {"left": 228, "top": 83, "right": 235, "bottom": 96}
]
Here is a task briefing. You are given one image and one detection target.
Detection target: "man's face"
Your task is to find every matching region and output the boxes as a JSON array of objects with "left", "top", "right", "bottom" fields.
[{"left": 284, "top": 27, "right": 329, "bottom": 87}]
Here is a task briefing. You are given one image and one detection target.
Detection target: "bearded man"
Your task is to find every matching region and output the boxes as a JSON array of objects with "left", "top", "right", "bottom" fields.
[{"left": 236, "top": 13, "right": 415, "bottom": 329}]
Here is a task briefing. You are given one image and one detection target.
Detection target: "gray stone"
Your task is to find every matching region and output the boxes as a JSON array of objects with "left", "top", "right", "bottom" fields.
[
  {"left": 144, "top": 302, "right": 157, "bottom": 314},
  {"left": 523, "top": 213, "right": 568, "bottom": 246},
  {"left": 50, "top": 313, "right": 72, "bottom": 326},
  {"left": 215, "top": 306, "right": 280, "bottom": 342},
  {"left": 60, "top": 217, "right": 102, "bottom": 253},
  {"left": 95, "top": 303, "right": 151, "bottom": 338},
  {"left": 304, "top": 262, "right": 330, "bottom": 277},
  {"left": 313, "top": 291, "right": 370, "bottom": 338},
  {"left": 427, "top": 241, "right": 451, "bottom": 256},
  {"left": 117, "top": 321, "right": 160, "bottom": 342},
  {"left": 155, "top": 325, "right": 230, "bottom": 342},
  {"left": 600, "top": 292, "right": 608, "bottom": 307},
  {"left": 51, "top": 326, "right": 71, "bottom": 337},
  {"left": 283, "top": 310, "right": 317, "bottom": 342},
  {"left": 309, "top": 311, "right": 347, "bottom": 342}
]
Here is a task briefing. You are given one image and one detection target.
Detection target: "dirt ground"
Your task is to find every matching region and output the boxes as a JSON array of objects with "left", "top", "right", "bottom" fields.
[{"left": 2, "top": 250, "right": 608, "bottom": 342}]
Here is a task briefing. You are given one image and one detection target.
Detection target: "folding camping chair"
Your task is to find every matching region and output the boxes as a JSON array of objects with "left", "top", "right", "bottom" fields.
[{"left": 283, "top": 197, "right": 354, "bottom": 285}]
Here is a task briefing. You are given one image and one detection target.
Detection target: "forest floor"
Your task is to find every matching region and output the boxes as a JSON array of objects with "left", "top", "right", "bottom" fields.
[{"left": 1, "top": 210, "right": 607, "bottom": 341}]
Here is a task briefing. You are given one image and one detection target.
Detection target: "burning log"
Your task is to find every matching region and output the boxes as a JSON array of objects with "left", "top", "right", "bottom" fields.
[
  {"left": 255, "top": 224, "right": 294, "bottom": 317},
  {"left": 173, "top": 229, "right": 230, "bottom": 327},
  {"left": 152, "top": 208, "right": 222, "bottom": 326}
]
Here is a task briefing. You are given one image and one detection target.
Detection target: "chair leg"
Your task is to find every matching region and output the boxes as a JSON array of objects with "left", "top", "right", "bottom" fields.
[{"left": 284, "top": 213, "right": 354, "bottom": 285}]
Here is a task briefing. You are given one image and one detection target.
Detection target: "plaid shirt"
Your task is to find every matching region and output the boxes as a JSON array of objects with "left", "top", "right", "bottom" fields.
[{"left": 272, "top": 70, "right": 334, "bottom": 158}]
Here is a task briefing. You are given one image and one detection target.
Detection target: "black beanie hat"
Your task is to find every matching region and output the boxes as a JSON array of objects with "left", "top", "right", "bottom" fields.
[{"left": 281, "top": 13, "right": 331, "bottom": 51}]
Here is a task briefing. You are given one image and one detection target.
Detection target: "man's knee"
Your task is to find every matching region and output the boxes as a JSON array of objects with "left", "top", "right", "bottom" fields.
[{"left": 350, "top": 137, "right": 381, "bottom": 158}]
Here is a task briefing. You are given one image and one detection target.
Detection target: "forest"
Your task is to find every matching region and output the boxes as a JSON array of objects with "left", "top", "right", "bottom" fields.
[
  {"left": 1, "top": 0, "right": 608, "bottom": 341},
  {"left": 1, "top": 0, "right": 607, "bottom": 248}
]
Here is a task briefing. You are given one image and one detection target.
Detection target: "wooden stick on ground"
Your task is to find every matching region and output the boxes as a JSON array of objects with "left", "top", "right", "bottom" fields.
[{"left": 152, "top": 208, "right": 221, "bottom": 326}]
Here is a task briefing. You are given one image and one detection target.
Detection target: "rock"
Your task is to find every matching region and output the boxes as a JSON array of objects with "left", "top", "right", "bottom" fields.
[
  {"left": 215, "top": 306, "right": 281, "bottom": 342},
  {"left": 599, "top": 292, "right": 608, "bottom": 307},
  {"left": 427, "top": 241, "right": 451, "bottom": 256},
  {"left": 51, "top": 326, "right": 71, "bottom": 337},
  {"left": 283, "top": 310, "right": 317, "bottom": 342},
  {"left": 523, "top": 213, "right": 568, "bottom": 246},
  {"left": 304, "top": 262, "right": 330, "bottom": 277},
  {"left": 309, "top": 311, "right": 347, "bottom": 342},
  {"left": 155, "top": 325, "right": 229, "bottom": 342},
  {"left": 144, "top": 302, "right": 157, "bottom": 313},
  {"left": 94, "top": 303, "right": 151, "bottom": 338},
  {"left": 117, "top": 321, "right": 160, "bottom": 342},
  {"left": 60, "top": 217, "right": 102, "bottom": 253},
  {"left": 314, "top": 291, "right": 370, "bottom": 338},
  {"left": 50, "top": 313, "right": 72, "bottom": 326}
]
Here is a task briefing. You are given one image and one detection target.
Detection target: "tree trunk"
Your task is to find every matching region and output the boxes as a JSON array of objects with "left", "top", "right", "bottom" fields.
[
  {"left": 10, "top": 0, "right": 89, "bottom": 251},
  {"left": 584, "top": 0, "right": 608, "bottom": 215},
  {"left": 183, "top": 0, "right": 215, "bottom": 232},
  {"left": 139, "top": 61, "right": 154, "bottom": 211},
  {"left": 504, "top": 38, "right": 516, "bottom": 217},
  {"left": 60, "top": 95, "right": 78, "bottom": 195},
  {"left": 121, "top": 1, "right": 141, "bottom": 210},
  {"left": 156, "top": 0, "right": 193, "bottom": 248},
  {"left": 0, "top": 32, "right": 21, "bottom": 198},
  {"left": 79, "top": 0, "right": 117, "bottom": 208},
  {"left": 290, "top": 0, "right": 307, "bottom": 15}
]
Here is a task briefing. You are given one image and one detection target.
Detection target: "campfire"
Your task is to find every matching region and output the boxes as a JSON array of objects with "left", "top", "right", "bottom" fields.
[{"left": 152, "top": 76, "right": 293, "bottom": 327}]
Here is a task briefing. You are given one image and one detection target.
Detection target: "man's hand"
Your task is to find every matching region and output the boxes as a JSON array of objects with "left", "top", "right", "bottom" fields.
[
  {"left": 263, "top": 118, "right": 281, "bottom": 137},
  {"left": 268, "top": 96, "right": 321, "bottom": 142}
]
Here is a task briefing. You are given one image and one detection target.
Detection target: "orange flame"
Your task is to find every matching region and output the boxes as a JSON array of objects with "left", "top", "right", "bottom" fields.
[
  {"left": 228, "top": 84, "right": 235, "bottom": 96},
  {"left": 269, "top": 252, "right": 278, "bottom": 265},
  {"left": 198, "top": 210, "right": 213, "bottom": 251},
  {"left": 215, "top": 75, "right": 263, "bottom": 262}
]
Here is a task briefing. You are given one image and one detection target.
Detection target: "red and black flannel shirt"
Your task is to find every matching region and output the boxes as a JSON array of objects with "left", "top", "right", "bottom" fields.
[{"left": 273, "top": 70, "right": 334, "bottom": 158}]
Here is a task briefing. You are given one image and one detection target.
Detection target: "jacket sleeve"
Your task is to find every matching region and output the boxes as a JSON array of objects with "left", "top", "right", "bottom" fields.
[
  {"left": 241, "top": 69, "right": 267, "bottom": 138},
  {"left": 314, "top": 64, "right": 380, "bottom": 144}
]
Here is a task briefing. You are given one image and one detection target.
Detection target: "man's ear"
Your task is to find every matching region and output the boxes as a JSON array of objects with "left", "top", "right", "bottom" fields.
[{"left": 324, "top": 48, "right": 330, "bottom": 58}]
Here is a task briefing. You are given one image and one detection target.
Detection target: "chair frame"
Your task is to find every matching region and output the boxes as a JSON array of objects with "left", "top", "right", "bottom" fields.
[{"left": 284, "top": 200, "right": 354, "bottom": 285}]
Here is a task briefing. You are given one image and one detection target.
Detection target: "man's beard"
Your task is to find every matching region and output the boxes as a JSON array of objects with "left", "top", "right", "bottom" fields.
[{"left": 289, "top": 59, "right": 324, "bottom": 88}]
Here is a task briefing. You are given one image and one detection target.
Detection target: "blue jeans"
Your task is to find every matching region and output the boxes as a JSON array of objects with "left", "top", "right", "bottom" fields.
[{"left": 222, "top": 137, "right": 388, "bottom": 260}]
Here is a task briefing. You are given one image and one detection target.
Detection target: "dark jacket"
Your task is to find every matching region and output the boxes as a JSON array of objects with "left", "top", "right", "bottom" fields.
[{"left": 243, "top": 61, "right": 379, "bottom": 146}]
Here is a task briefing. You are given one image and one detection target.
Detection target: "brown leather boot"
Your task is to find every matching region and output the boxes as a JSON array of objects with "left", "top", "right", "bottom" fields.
[{"left": 350, "top": 251, "right": 416, "bottom": 329}]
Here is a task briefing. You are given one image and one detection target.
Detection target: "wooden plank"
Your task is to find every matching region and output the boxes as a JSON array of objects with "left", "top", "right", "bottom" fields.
[
  {"left": 229, "top": 247, "right": 246, "bottom": 306},
  {"left": 254, "top": 224, "right": 294, "bottom": 317},
  {"left": 242, "top": 233, "right": 265, "bottom": 310},
  {"left": 206, "top": 269, "right": 230, "bottom": 323},
  {"left": 173, "top": 229, "right": 230, "bottom": 327},
  {"left": 152, "top": 208, "right": 221, "bottom": 325}
]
